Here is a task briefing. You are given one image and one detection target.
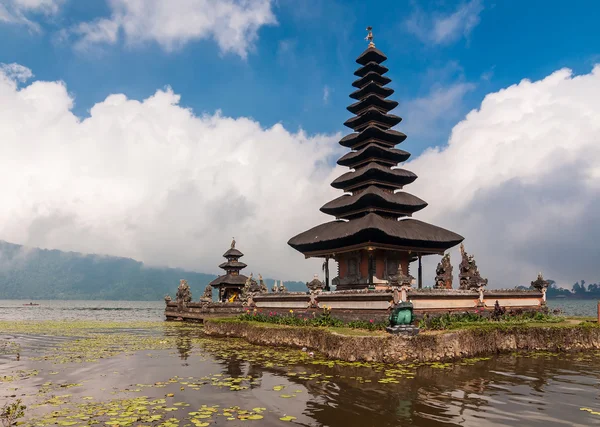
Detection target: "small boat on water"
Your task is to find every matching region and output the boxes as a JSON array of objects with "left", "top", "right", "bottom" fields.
[{"left": 23, "top": 302, "right": 40, "bottom": 306}]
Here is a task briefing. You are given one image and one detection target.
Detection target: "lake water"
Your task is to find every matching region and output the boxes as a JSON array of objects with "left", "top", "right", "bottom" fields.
[
  {"left": 1, "top": 299, "right": 599, "bottom": 426},
  {"left": 0, "top": 298, "right": 596, "bottom": 322}
]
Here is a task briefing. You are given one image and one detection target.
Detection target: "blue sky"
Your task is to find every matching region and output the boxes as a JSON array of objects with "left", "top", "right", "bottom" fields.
[
  {"left": 2, "top": 0, "right": 598, "bottom": 157},
  {"left": 1, "top": 0, "right": 600, "bottom": 286}
]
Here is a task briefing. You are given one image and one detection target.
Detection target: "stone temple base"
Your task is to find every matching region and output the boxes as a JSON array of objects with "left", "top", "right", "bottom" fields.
[{"left": 386, "top": 325, "right": 420, "bottom": 336}]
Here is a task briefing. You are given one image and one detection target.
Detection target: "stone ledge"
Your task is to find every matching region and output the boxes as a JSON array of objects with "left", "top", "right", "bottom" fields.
[{"left": 203, "top": 319, "right": 600, "bottom": 363}]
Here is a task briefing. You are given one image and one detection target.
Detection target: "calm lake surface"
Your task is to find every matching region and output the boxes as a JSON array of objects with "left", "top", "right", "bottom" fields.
[{"left": 1, "top": 299, "right": 599, "bottom": 426}]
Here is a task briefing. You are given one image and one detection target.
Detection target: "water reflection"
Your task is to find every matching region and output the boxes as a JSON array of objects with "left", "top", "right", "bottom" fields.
[{"left": 5, "top": 324, "right": 600, "bottom": 427}]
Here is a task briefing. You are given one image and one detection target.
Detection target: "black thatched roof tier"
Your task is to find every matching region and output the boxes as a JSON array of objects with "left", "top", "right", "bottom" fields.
[
  {"left": 337, "top": 144, "right": 410, "bottom": 168},
  {"left": 218, "top": 260, "right": 247, "bottom": 270},
  {"left": 339, "top": 125, "right": 407, "bottom": 149},
  {"left": 344, "top": 107, "right": 402, "bottom": 131},
  {"left": 222, "top": 248, "right": 243, "bottom": 258},
  {"left": 352, "top": 71, "right": 391, "bottom": 88},
  {"left": 347, "top": 95, "right": 398, "bottom": 115},
  {"left": 320, "top": 186, "right": 427, "bottom": 219},
  {"left": 354, "top": 61, "right": 389, "bottom": 77},
  {"left": 331, "top": 163, "right": 417, "bottom": 191},
  {"left": 356, "top": 46, "right": 387, "bottom": 65},
  {"left": 209, "top": 273, "right": 248, "bottom": 287},
  {"left": 350, "top": 82, "right": 394, "bottom": 100},
  {"left": 288, "top": 213, "right": 464, "bottom": 255}
]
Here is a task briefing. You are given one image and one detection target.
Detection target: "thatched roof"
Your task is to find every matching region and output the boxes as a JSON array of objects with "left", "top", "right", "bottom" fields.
[
  {"left": 337, "top": 144, "right": 410, "bottom": 168},
  {"left": 222, "top": 248, "right": 243, "bottom": 258},
  {"left": 288, "top": 213, "right": 464, "bottom": 255},
  {"left": 209, "top": 274, "right": 248, "bottom": 287},
  {"left": 218, "top": 260, "right": 247, "bottom": 270},
  {"left": 350, "top": 82, "right": 393, "bottom": 100},
  {"left": 320, "top": 186, "right": 427, "bottom": 218},
  {"left": 356, "top": 46, "right": 387, "bottom": 65},
  {"left": 339, "top": 125, "right": 406, "bottom": 149},
  {"left": 354, "top": 61, "right": 388, "bottom": 77},
  {"left": 331, "top": 162, "right": 417, "bottom": 191},
  {"left": 344, "top": 107, "right": 402, "bottom": 131},
  {"left": 347, "top": 94, "right": 398, "bottom": 115}
]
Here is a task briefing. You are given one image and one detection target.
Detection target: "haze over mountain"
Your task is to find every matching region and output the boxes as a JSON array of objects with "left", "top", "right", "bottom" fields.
[{"left": 0, "top": 240, "right": 304, "bottom": 300}]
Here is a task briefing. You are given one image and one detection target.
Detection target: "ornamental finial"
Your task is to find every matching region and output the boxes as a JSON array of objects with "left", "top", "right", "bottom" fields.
[{"left": 365, "top": 26, "right": 375, "bottom": 48}]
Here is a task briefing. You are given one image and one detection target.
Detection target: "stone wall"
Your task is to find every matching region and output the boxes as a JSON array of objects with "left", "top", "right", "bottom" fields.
[
  {"left": 165, "top": 289, "right": 544, "bottom": 322},
  {"left": 204, "top": 320, "right": 600, "bottom": 363}
]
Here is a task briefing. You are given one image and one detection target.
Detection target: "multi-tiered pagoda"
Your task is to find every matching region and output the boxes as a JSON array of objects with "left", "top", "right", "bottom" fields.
[
  {"left": 288, "top": 28, "right": 464, "bottom": 290},
  {"left": 209, "top": 239, "right": 248, "bottom": 302}
]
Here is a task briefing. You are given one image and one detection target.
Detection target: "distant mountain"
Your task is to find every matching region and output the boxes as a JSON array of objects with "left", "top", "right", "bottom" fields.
[{"left": 0, "top": 240, "right": 305, "bottom": 300}]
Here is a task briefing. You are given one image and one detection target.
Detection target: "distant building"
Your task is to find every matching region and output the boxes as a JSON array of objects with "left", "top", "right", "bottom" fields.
[
  {"left": 209, "top": 239, "right": 248, "bottom": 302},
  {"left": 288, "top": 28, "right": 464, "bottom": 290}
]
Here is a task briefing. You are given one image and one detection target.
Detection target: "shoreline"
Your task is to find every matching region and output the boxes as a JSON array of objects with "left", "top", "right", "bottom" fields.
[{"left": 203, "top": 318, "right": 600, "bottom": 363}]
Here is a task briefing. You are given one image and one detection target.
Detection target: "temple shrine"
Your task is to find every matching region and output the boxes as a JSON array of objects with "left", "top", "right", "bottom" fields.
[
  {"left": 288, "top": 27, "right": 464, "bottom": 290},
  {"left": 209, "top": 238, "right": 248, "bottom": 302}
]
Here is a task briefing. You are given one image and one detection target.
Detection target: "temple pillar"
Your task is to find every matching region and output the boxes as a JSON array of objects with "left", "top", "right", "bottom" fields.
[
  {"left": 418, "top": 254, "right": 422, "bottom": 289},
  {"left": 368, "top": 252, "right": 374, "bottom": 289},
  {"left": 324, "top": 257, "right": 330, "bottom": 291}
]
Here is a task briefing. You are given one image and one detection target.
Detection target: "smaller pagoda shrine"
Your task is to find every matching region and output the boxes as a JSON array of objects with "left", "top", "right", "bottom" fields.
[{"left": 209, "top": 238, "right": 248, "bottom": 302}]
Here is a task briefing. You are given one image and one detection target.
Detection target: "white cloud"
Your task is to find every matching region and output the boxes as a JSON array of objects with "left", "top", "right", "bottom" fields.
[
  {"left": 0, "top": 65, "right": 341, "bottom": 281},
  {"left": 407, "top": 65, "right": 600, "bottom": 287},
  {"left": 405, "top": 0, "right": 483, "bottom": 45},
  {"left": 0, "top": 0, "right": 63, "bottom": 31},
  {"left": 71, "top": 0, "right": 277, "bottom": 58},
  {"left": 2, "top": 64, "right": 600, "bottom": 288},
  {"left": 0, "top": 63, "right": 34, "bottom": 82}
]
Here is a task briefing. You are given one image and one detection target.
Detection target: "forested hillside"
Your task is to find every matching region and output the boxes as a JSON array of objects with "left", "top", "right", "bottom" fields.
[{"left": 0, "top": 241, "right": 304, "bottom": 300}]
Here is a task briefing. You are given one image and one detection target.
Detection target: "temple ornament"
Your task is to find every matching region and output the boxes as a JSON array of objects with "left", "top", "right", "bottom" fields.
[
  {"left": 434, "top": 253, "right": 453, "bottom": 289},
  {"left": 175, "top": 279, "right": 192, "bottom": 311},
  {"left": 258, "top": 274, "right": 267, "bottom": 293},
  {"left": 306, "top": 274, "right": 325, "bottom": 294},
  {"left": 200, "top": 285, "right": 212, "bottom": 303},
  {"left": 458, "top": 244, "right": 488, "bottom": 290},
  {"left": 531, "top": 272, "right": 549, "bottom": 303}
]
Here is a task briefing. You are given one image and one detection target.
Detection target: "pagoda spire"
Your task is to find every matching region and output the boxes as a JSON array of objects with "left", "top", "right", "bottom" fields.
[{"left": 288, "top": 30, "right": 463, "bottom": 290}]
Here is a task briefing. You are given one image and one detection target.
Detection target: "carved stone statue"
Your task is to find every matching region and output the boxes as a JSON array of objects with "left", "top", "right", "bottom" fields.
[
  {"left": 279, "top": 280, "right": 288, "bottom": 293},
  {"left": 458, "top": 244, "right": 488, "bottom": 290},
  {"left": 241, "top": 274, "right": 261, "bottom": 306},
  {"left": 531, "top": 272, "right": 549, "bottom": 291},
  {"left": 200, "top": 285, "right": 213, "bottom": 303},
  {"left": 389, "top": 264, "right": 413, "bottom": 288},
  {"left": 272, "top": 280, "right": 278, "bottom": 293},
  {"left": 258, "top": 274, "right": 267, "bottom": 293},
  {"left": 306, "top": 274, "right": 324, "bottom": 294},
  {"left": 175, "top": 279, "right": 192, "bottom": 311},
  {"left": 164, "top": 294, "right": 172, "bottom": 303},
  {"left": 434, "top": 253, "right": 453, "bottom": 289}
]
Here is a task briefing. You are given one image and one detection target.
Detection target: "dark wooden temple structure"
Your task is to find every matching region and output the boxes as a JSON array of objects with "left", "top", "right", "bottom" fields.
[
  {"left": 288, "top": 28, "right": 464, "bottom": 290},
  {"left": 209, "top": 239, "right": 248, "bottom": 302}
]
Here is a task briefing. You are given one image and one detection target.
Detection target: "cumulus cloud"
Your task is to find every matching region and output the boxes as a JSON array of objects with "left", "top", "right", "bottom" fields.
[
  {"left": 69, "top": 0, "right": 277, "bottom": 58},
  {"left": 0, "top": 0, "right": 63, "bottom": 31},
  {"left": 0, "top": 65, "right": 341, "bottom": 280},
  {"left": 405, "top": 0, "right": 483, "bottom": 45},
  {"left": 407, "top": 66, "right": 600, "bottom": 287},
  {"left": 2, "top": 64, "right": 600, "bottom": 287}
]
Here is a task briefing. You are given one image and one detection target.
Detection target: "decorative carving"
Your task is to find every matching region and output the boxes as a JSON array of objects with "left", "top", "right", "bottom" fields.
[
  {"left": 531, "top": 272, "right": 549, "bottom": 291},
  {"left": 306, "top": 274, "right": 324, "bottom": 294},
  {"left": 175, "top": 279, "right": 192, "bottom": 311},
  {"left": 164, "top": 295, "right": 172, "bottom": 303},
  {"left": 231, "top": 237, "right": 236, "bottom": 249},
  {"left": 258, "top": 274, "right": 267, "bottom": 293},
  {"left": 389, "top": 264, "right": 413, "bottom": 288},
  {"left": 458, "top": 244, "right": 488, "bottom": 290},
  {"left": 434, "top": 253, "right": 453, "bottom": 289},
  {"left": 279, "top": 280, "right": 288, "bottom": 293},
  {"left": 200, "top": 285, "right": 212, "bottom": 303},
  {"left": 271, "top": 280, "right": 278, "bottom": 293},
  {"left": 241, "top": 273, "right": 260, "bottom": 306}
]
